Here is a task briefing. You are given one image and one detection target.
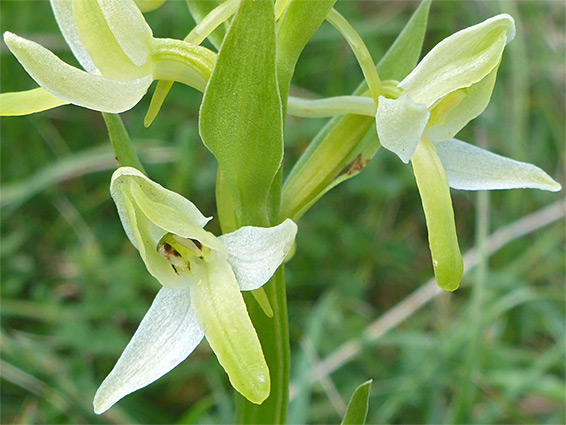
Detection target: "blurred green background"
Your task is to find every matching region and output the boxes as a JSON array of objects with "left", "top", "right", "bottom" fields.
[{"left": 1, "top": 1, "right": 564, "bottom": 423}]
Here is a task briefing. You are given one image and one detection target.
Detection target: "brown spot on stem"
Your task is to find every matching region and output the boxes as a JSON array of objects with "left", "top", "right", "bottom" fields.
[{"left": 346, "top": 154, "right": 369, "bottom": 176}]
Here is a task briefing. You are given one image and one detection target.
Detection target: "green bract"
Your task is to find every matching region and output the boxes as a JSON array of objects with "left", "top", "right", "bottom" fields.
[
  {"left": 374, "top": 14, "right": 561, "bottom": 291},
  {"left": 200, "top": 0, "right": 283, "bottom": 225},
  {"left": 93, "top": 167, "right": 297, "bottom": 414},
  {"left": 1, "top": 0, "right": 215, "bottom": 115}
]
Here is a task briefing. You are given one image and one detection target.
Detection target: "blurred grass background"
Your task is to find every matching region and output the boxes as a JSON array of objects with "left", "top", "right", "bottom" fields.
[{"left": 1, "top": 1, "right": 564, "bottom": 423}]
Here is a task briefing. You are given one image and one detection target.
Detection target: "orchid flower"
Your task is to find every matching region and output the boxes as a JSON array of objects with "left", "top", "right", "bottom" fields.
[
  {"left": 93, "top": 167, "right": 297, "bottom": 414},
  {"left": 1, "top": 0, "right": 214, "bottom": 115},
  {"left": 375, "top": 14, "right": 561, "bottom": 291}
]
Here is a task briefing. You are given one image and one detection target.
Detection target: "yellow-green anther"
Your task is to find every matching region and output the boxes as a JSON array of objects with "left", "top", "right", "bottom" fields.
[
  {"left": 157, "top": 234, "right": 193, "bottom": 273},
  {"left": 427, "top": 89, "right": 468, "bottom": 126},
  {"left": 411, "top": 140, "right": 463, "bottom": 291},
  {"left": 326, "top": 8, "right": 382, "bottom": 103},
  {"left": 157, "top": 233, "right": 209, "bottom": 275}
]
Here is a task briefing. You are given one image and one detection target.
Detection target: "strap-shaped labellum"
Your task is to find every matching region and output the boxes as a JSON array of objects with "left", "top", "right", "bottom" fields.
[{"left": 411, "top": 140, "right": 463, "bottom": 291}]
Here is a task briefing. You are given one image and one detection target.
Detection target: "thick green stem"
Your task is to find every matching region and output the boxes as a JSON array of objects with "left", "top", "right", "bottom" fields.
[
  {"left": 101, "top": 113, "right": 145, "bottom": 173},
  {"left": 236, "top": 267, "right": 289, "bottom": 424}
]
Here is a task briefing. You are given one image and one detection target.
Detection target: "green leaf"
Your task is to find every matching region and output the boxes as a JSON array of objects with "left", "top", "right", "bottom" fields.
[
  {"left": 276, "top": 0, "right": 336, "bottom": 105},
  {"left": 199, "top": 0, "right": 282, "bottom": 225},
  {"left": 341, "top": 380, "right": 373, "bottom": 425},
  {"left": 185, "top": 0, "right": 229, "bottom": 49}
]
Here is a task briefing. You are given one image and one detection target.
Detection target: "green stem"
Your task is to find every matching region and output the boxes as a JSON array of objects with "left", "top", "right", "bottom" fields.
[
  {"left": 230, "top": 174, "right": 288, "bottom": 423},
  {"left": 236, "top": 267, "right": 289, "bottom": 424},
  {"left": 101, "top": 113, "right": 145, "bottom": 173}
]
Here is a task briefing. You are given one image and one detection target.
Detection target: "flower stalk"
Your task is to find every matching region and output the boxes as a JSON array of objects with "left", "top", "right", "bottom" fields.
[{"left": 326, "top": 8, "right": 383, "bottom": 103}]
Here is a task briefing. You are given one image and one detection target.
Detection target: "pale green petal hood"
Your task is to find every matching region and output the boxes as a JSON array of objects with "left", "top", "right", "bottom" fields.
[
  {"left": 400, "top": 14, "right": 515, "bottom": 107},
  {"left": 96, "top": 0, "right": 153, "bottom": 66},
  {"left": 50, "top": 0, "right": 98, "bottom": 72}
]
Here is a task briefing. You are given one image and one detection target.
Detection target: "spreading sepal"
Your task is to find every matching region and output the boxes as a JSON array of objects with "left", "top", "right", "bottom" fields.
[{"left": 3, "top": 0, "right": 215, "bottom": 115}]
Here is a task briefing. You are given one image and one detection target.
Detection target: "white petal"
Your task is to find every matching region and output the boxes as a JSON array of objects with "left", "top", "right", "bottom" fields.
[
  {"left": 4, "top": 32, "right": 152, "bottom": 113},
  {"left": 50, "top": 0, "right": 98, "bottom": 72},
  {"left": 96, "top": 0, "right": 153, "bottom": 66},
  {"left": 93, "top": 288, "right": 204, "bottom": 414},
  {"left": 435, "top": 139, "right": 562, "bottom": 192},
  {"left": 218, "top": 219, "right": 298, "bottom": 291},
  {"left": 375, "top": 96, "right": 430, "bottom": 164}
]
